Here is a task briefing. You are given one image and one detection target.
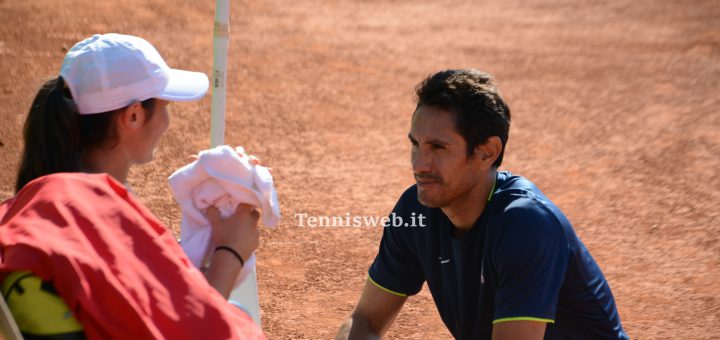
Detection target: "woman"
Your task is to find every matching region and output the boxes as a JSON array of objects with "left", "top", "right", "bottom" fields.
[{"left": 1, "top": 33, "right": 264, "bottom": 339}]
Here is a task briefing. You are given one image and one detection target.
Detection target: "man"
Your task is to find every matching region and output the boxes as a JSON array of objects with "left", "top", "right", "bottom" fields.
[{"left": 336, "top": 69, "right": 628, "bottom": 339}]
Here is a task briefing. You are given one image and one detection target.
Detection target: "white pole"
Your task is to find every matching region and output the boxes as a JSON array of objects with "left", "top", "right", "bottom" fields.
[
  {"left": 211, "top": 0, "right": 262, "bottom": 327},
  {"left": 211, "top": 0, "right": 229, "bottom": 147}
]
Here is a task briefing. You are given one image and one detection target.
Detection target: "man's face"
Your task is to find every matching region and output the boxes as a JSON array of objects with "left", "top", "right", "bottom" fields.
[{"left": 409, "top": 105, "right": 482, "bottom": 208}]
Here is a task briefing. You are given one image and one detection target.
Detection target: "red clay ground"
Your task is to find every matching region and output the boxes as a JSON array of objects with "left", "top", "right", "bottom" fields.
[{"left": 1, "top": 0, "right": 718, "bottom": 338}]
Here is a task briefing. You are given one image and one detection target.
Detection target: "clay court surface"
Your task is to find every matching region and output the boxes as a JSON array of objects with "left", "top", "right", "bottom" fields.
[{"left": 1, "top": 0, "right": 718, "bottom": 338}]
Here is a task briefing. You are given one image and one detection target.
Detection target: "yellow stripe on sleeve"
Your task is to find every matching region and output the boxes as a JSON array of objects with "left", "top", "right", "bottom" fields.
[
  {"left": 368, "top": 275, "right": 407, "bottom": 297},
  {"left": 493, "top": 316, "right": 555, "bottom": 325}
]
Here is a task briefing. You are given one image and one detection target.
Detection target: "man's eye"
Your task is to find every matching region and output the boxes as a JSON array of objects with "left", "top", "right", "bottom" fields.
[{"left": 431, "top": 144, "right": 444, "bottom": 150}]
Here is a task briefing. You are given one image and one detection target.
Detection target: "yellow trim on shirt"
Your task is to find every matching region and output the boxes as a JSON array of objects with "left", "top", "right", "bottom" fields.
[
  {"left": 493, "top": 316, "right": 555, "bottom": 325},
  {"left": 368, "top": 275, "right": 407, "bottom": 297},
  {"left": 488, "top": 179, "right": 496, "bottom": 202}
]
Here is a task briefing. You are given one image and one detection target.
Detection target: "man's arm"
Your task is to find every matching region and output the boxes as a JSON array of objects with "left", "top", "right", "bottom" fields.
[
  {"left": 336, "top": 278, "right": 408, "bottom": 340},
  {"left": 492, "top": 321, "right": 547, "bottom": 340}
]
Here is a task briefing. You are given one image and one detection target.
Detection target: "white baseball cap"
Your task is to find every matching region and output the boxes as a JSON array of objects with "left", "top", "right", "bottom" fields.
[{"left": 59, "top": 33, "right": 209, "bottom": 115}]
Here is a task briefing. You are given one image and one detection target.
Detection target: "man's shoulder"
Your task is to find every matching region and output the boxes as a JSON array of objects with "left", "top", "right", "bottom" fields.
[
  {"left": 494, "top": 172, "right": 559, "bottom": 214},
  {"left": 490, "top": 172, "right": 571, "bottom": 236},
  {"left": 494, "top": 172, "right": 542, "bottom": 197}
]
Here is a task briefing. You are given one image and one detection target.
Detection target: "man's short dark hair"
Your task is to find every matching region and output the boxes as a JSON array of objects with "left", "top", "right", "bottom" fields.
[{"left": 415, "top": 69, "right": 511, "bottom": 167}]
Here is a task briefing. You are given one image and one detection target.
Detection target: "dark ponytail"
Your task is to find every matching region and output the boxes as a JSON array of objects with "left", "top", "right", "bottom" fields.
[
  {"left": 15, "top": 77, "right": 81, "bottom": 193},
  {"left": 16, "top": 77, "right": 158, "bottom": 192},
  {"left": 15, "top": 77, "right": 160, "bottom": 192}
]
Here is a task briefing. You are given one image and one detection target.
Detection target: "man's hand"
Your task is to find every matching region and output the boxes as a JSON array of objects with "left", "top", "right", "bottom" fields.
[
  {"left": 492, "top": 320, "right": 547, "bottom": 340},
  {"left": 336, "top": 278, "right": 408, "bottom": 339}
]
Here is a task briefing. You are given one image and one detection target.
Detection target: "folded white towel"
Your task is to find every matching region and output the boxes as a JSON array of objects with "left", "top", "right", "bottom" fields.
[{"left": 168, "top": 145, "right": 280, "bottom": 287}]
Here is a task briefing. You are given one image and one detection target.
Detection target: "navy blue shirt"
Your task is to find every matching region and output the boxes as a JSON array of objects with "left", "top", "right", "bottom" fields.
[{"left": 369, "top": 172, "right": 628, "bottom": 339}]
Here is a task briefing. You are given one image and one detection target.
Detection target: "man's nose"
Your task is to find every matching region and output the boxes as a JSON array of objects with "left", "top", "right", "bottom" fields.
[{"left": 412, "top": 148, "right": 432, "bottom": 173}]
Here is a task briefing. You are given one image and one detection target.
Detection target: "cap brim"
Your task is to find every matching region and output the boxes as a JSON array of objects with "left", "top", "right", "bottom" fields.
[{"left": 158, "top": 69, "right": 209, "bottom": 101}]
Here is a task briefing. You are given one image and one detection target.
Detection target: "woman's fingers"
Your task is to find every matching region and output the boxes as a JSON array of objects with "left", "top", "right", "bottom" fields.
[
  {"left": 236, "top": 204, "right": 260, "bottom": 225},
  {"left": 230, "top": 148, "right": 271, "bottom": 172},
  {"left": 205, "top": 206, "right": 221, "bottom": 224},
  {"left": 248, "top": 154, "right": 272, "bottom": 172},
  {"left": 235, "top": 203, "right": 255, "bottom": 213},
  {"left": 190, "top": 149, "right": 269, "bottom": 171}
]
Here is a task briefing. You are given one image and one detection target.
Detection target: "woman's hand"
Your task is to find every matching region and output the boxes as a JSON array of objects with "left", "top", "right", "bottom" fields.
[
  {"left": 205, "top": 204, "right": 260, "bottom": 262},
  {"left": 203, "top": 204, "right": 260, "bottom": 298}
]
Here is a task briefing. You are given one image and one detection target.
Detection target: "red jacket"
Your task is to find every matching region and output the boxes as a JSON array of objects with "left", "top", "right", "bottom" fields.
[{"left": 0, "top": 173, "right": 265, "bottom": 339}]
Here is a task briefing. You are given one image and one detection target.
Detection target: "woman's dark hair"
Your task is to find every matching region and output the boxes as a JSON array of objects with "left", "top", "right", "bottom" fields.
[
  {"left": 15, "top": 77, "right": 155, "bottom": 193},
  {"left": 415, "top": 69, "right": 511, "bottom": 167}
]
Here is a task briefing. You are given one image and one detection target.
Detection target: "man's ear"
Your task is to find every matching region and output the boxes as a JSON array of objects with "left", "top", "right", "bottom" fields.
[
  {"left": 118, "top": 102, "right": 145, "bottom": 130},
  {"left": 473, "top": 136, "right": 502, "bottom": 168}
]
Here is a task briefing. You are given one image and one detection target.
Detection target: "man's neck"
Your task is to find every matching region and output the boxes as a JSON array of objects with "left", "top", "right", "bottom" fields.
[{"left": 441, "top": 170, "right": 497, "bottom": 233}]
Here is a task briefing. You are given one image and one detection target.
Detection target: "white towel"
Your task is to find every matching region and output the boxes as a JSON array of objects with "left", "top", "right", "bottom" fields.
[{"left": 168, "top": 145, "right": 280, "bottom": 287}]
